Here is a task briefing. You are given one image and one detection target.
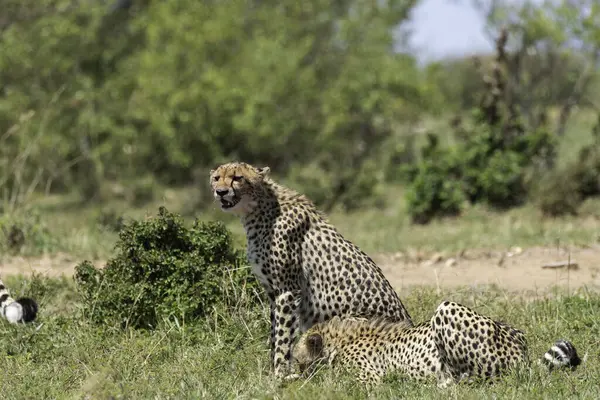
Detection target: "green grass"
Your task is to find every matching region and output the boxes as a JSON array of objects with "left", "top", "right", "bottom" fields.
[
  {"left": 1, "top": 275, "right": 599, "bottom": 399},
  {"left": 2, "top": 183, "right": 598, "bottom": 261},
  {"left": 329, "top": 195, "right": 600, "bottom": 255}
]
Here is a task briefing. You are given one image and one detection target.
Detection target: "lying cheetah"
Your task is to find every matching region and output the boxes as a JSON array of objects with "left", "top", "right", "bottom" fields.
[
  {"left": 292, "top": 301, "right": 581, "bottom": 386},
  {"left": 0, "top": 277, "right": 38, "bottom": 324},
  {"left": 210, "top": 162, "right": 413, "bottom": 378}
]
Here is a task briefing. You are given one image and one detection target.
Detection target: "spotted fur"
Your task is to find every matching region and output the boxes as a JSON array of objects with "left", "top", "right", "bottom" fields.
[
  {"left": 210, "top": 162, "right": 412, "bottom": 378},
  {"left": 0, "top": 277, "right": 38, "bottom": 324},
  {"left": 292, "top": 301, "right": 581, "bottom": 386}
]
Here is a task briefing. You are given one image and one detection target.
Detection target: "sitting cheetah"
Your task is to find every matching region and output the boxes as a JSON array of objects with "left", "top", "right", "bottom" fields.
[
  {"left": 210, "top": 162, "right": 413, "bottom": 378},
  {"left": 0, "top": 277, "right": 38, "bottom": 324},
  {"left": 292, "top": 301, "right": 581, "bottom": 386}
]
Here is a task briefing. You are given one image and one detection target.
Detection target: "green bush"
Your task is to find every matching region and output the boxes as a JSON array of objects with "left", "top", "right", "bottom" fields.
[
  {"left": 404, "top": 26, "right": 567, "bottom": 223},
  {"left": 404, "top": 136, "right": 465, "bottom": 224},
  {"left": 458, "top": 112, "right": 556, "bottom": 206},
  {"left": 471, "top": 150, "right": 526, "bottom": 208},
  {"left": 74, "top": 207, "right": 259, "bottom": 329},
  {"left": 405, "top": 163, "right": 466, "bottom": 225},
  {"left": 404, "top": 114, "right": 556, "bottom": 223}
]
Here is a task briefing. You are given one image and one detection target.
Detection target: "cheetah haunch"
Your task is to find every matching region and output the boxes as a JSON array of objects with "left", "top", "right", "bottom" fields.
[
  {"left": 292, "top": 301, "right": 581, "bottom": 386},
  {"left": 210, "top": 162, "right": 412, "bottom": 378}
]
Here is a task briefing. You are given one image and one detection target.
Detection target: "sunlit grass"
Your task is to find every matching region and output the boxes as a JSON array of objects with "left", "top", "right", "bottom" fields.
[
  {"left": 1, "top": 275, "right": 598, "bottom": 400},
  {"left": 0, "top": 112, "right": 598, "bottom": 399}
]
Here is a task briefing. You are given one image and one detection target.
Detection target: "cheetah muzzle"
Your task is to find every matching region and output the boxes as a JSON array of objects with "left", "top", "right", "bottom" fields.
[{"left": 213, "top": 187, "right": 239, "bottom": 210}]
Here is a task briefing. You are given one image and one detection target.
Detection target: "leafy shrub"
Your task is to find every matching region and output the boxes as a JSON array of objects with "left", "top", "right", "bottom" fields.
[
  {"left": 404, "top": 116, "right": 556, "bottom": 222},
  {"left": 472, "top": 150, "right": 526, "bottom": 208},
  {"left": 404, "top": 28, "right": 559, "bottom": 223},
  {"left": 462, "top": 123, "right": 555, "bottom": 205},
  {"left": 75, "top": 207, "right": 259, "bottom": 329},
  {"left": 404, "top": 135, "right": 465, "bottom": 224}
]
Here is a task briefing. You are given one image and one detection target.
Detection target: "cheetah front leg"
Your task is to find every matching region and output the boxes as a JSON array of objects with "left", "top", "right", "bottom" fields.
[
  {"left": 271, "top": 290, "right": 301, "bottom": 379},
  {"left": 269, "top": 301, "right": 276, "bottom": 368}
]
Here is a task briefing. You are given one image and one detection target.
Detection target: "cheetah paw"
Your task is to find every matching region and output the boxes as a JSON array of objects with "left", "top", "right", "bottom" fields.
[
  {"left": 436, "top": 377, "right": 455, "bottom": 389},
  {"left": 282, "top": 373, "right": 302, "bottom": 382}
]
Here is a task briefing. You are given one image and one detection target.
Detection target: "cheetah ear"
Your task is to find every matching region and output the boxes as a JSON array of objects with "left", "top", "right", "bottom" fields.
[
  {"left": 256, "top": 166, "right": 270, "bottom": 177},
  {"left": 210, "top": 169, "right": 215, "bottom": 175},
  {"left": 307, "top": 334, "right": 323, "bottom": 356}
]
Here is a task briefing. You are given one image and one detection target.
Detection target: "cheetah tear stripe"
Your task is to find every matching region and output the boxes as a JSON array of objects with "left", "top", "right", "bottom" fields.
[
  {"left": 543, "top": 339, "right": 581, "bottom": 371},
  {"left": 0, "top": 279, "right": 38, "bottom": 324}
]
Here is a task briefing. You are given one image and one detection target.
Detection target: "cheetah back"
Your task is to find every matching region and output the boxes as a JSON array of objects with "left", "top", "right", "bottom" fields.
[{"left": 293, "top": 302, "right": 532, "bottom": 386}]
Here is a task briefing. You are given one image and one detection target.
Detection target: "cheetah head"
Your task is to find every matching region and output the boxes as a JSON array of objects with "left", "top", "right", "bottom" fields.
[
  {"left": 210, "top": 162, "right": 270, "bottom": 214},
  {"left": 292, "top": 332, "right": 329, "bottom": 376}
]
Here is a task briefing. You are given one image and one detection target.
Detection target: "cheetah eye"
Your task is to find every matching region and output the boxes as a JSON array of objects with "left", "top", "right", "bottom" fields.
[
  {"left": 213, "top": 176, "right": 219, "bottom": 181},
  {"left": 232, "top": 176, "right": 243, "bottom": 182}
]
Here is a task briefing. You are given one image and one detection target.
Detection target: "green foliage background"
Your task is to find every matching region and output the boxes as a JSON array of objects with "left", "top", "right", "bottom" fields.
[
  {"left": 0, "top": 0, "right": 599, "bottom": 217},
  {"left": 0, "top": 0, "right": 426, "bottom": 207}
]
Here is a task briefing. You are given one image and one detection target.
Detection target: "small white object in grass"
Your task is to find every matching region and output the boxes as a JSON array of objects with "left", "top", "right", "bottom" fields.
[
  {"left": 445, "top": 258, "right": 457, "bottom": 267},
  {"left": 507, "top": 246, "right": 523, "bottom": 257},
  {"left": 5, "top": 302, "right": 24, "bottom": 324}
]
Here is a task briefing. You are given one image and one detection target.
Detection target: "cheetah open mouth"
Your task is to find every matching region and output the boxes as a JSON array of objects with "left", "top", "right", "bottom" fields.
[{"left": 220, "top": 198, "right": 238, "bottom": 209}]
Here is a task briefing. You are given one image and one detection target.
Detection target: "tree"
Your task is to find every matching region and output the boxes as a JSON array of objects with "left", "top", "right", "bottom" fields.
[
  {"left": 472, "top": 0, "right": 600, "bottom": 135},
  {"left": 1, "top": 0, "right": 429, "bottom": 210}
]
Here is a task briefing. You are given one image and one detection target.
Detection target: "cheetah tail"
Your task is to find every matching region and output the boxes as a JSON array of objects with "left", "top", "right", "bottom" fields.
[
  {"left": 1, "top": 297, "right": 39, "bottom": 324},
  {"left": 542, "top": 339, "right": 582, "bottom": 371}
]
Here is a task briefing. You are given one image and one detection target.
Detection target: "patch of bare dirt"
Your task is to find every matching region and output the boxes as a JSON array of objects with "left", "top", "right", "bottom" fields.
[
  {"left": 0, "top": 252, "right": 105, "bottom": 278},
  {"left": 2, "top": 246, "right": 600, "bottom": 293},
  {"left": 374, "top": 245, "right": 600, "bottom": 292}
]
